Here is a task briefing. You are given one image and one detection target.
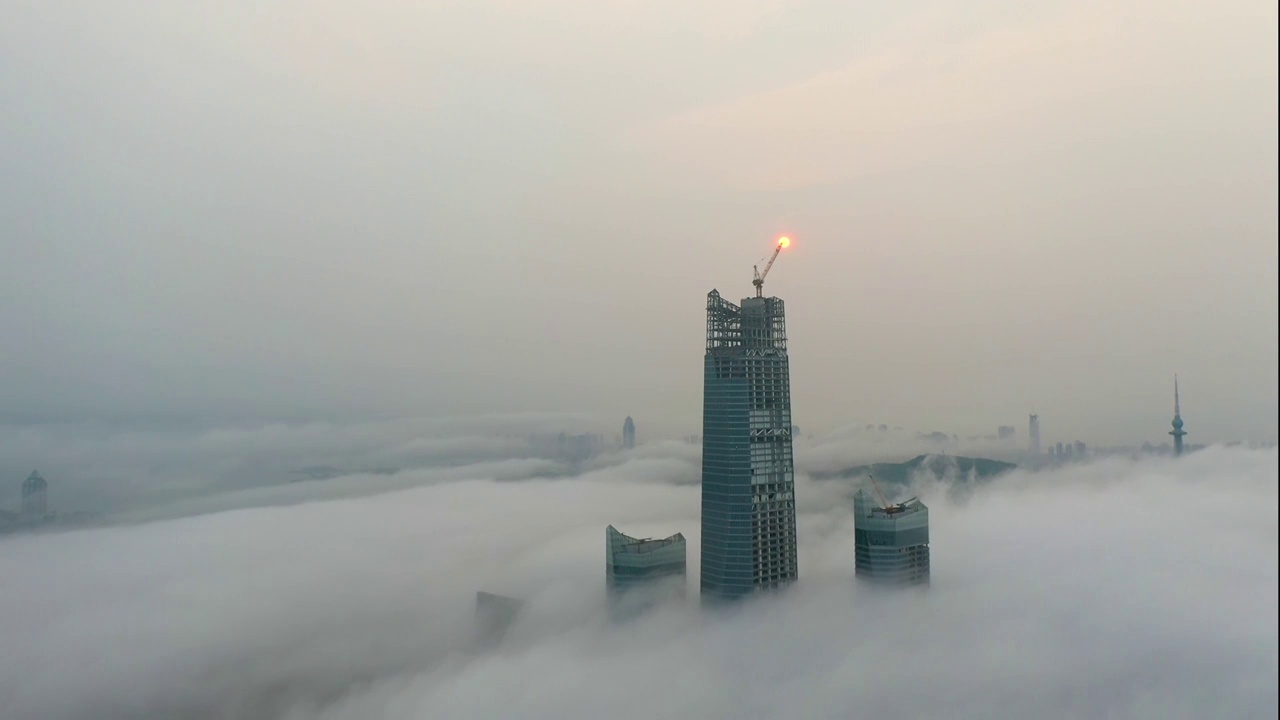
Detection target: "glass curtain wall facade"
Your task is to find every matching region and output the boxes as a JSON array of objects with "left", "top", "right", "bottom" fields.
[
  {"left": 700, "top": 290, "right": 798, "bottom": 602},
  {"left": 853, "top": 490, "right": 930, "bottom": 586},
  {"left": 606, "top": 525, "right": 687, "bottom": 618}
]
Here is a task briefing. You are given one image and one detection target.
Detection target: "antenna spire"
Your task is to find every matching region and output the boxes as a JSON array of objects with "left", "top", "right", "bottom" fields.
[{"left": 1169, "top": 374, "right": 1187, "bottom": 456}]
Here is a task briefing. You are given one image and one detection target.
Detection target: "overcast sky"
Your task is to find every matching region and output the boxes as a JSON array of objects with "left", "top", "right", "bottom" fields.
[
  {"left": 1, "top": 443, "right": 1275, "bottom": 719},
  {"left": 2, "top": 1, "right": 1276, "bottom": 446}
]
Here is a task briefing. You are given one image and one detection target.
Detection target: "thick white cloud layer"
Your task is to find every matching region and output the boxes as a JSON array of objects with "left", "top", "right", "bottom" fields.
[{"left": 1, "top": 445, "right": 1275, "bottom": 719}]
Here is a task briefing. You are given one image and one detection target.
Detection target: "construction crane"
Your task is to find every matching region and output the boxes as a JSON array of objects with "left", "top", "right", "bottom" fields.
[
  {"left": 752, "top": 236, "right": 791, "bottom": 297},
  {"left": 866, "top": 473, "right": 907, "bottom": 514}
]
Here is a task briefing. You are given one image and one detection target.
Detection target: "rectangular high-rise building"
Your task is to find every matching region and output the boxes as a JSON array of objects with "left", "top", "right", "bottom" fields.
[
  {"left": 606, "top": 525, "right": 686, "bottom": 618},
  {"left": 853, "top": 490, "right": 930, "bottom": 586},
  {"left": 1028, "top": 414, "right": 1041, "bottom": 455},
  {"left": 700, "top": 290, "right": 798, "bottom": 602},
  {"left": 622, "top": 416, "right": 636, "bottom": 450}
]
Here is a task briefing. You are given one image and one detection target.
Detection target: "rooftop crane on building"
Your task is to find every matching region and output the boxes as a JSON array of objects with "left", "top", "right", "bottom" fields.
[
  {"left": 752, "top": 236, "right": 791, "bottom": 297},
  {"left": 866, "top": 473, "right": 916, "bottom": 515}
]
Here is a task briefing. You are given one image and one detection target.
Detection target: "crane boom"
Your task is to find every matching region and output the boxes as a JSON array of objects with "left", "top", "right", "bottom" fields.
[
  {"left": 866, "top": 473, "right": 903, "bottom": 514},
  {"left": 752, "top": 236, "right": 791, "bottom": 297}
]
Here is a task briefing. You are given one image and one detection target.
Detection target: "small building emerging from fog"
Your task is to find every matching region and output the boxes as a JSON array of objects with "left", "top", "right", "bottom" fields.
[
  {"left": 475, "top": 591, "right": 523, "bottom": 649},
  {"left": 606, "top": 525, "right": 686, "bottom": 618},
  {"left": 622, "top": 416, "right": 636, "bottom": 450},
  {"left": 853, "top": 490, "right": 930, "bottom": 586},
  {"left": 21, "top": 470, "right": 48, "bottom": 517}
]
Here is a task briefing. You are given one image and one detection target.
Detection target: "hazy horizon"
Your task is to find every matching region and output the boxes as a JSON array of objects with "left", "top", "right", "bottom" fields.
[{"left": 3, "top": 0, "right": 1277, "bottom": 447}]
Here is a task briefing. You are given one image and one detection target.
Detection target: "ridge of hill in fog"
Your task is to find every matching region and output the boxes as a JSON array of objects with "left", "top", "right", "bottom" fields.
[{"left": 811, "top": 454, "right": 1018, "bottom": 486}]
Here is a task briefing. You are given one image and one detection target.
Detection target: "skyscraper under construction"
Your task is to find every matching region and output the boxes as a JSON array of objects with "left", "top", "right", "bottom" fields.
[{"left": 700, "top": 237, "right": 798, "bottom": 602}]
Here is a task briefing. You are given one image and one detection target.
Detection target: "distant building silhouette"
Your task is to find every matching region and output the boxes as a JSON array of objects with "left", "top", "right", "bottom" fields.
[
  {"left": 605, "top": 525, "right": 686, "bottom": 619},
  {"left": 1028, "top": 414, "right": 1041, "bottom": 455},
  {"left": 997, "top": 426, "right": 1015, "bottom": 442},
  {"left": 622, "top": 416, "right": 636, "bottom": 450},
  {"left": 853, "top": 490, "right": 930, "bottom": 586},
  {"left": 556, "top": 432, "right": 602, "bottom": 462},
  {"left": 1169, "top": 375, "right": 1187, "bottom": 456},
  {"left": 917, "top": 431, "right": 951, "bottom": 445},
  {"left": 21, "top": 471, "right": 47, "bottom": 517},
  {"left": 475, "top": 591, "right": 523, "bottom": 649}
]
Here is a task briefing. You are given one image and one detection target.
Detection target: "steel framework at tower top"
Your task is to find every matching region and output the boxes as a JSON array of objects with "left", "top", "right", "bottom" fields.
[{"left": 706, "top": 290, "right": 742, "bottom": 352}]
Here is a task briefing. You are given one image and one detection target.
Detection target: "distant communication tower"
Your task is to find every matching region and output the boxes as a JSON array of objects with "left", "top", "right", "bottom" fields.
[{"left": 1169, "top": 376, "right": 1187, "bottom": 456}]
